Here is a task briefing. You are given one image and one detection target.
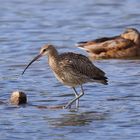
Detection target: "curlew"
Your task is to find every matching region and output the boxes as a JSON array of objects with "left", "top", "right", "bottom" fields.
[
  {"left": 22, "top": 44, "right": 108, "bottom": 109},
  {"left": 77, "top": 28, "right": 140, "bottom": 59}
]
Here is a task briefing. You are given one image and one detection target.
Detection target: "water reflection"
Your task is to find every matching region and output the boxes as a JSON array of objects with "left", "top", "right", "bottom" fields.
[{"left": 47, "top": 111, "right": 107, "bottom": 127}]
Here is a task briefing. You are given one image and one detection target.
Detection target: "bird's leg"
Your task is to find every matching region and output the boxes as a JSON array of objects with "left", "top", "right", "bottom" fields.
[
  {"left": 64, "top": 85, "right": 84, "bottom": 109},
  {"left": 80, "top": 85, "right": 84, "bottom": 99},
  {"left": 64, "top": 87, "right": 79, "bottom": 109},
  {"left": 72, "top": 87, "right": 79, "bottom": 108}
]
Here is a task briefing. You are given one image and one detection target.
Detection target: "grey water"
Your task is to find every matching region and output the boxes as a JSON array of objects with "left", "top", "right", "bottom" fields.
[{"left": 0, "top": 0, "right": 140, "bottom": 139}]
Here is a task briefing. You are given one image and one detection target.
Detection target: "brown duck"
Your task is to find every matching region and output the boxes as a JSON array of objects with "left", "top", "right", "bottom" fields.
[{"left": 77, "top": 28, "right": 140, "bottom": 59}]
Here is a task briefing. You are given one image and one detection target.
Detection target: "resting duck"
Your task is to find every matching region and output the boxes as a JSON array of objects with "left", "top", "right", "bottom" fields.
[{"left": 77, "top": 28, "right": 140, "bottom": 59}]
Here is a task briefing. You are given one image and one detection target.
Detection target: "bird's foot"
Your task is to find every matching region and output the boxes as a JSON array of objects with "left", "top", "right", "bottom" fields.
[{"left": 63, "top": 104, "right": 71, "bottom": 109}]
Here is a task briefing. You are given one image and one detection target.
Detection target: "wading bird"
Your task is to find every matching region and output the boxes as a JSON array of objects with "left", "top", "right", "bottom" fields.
[
  {"left": 77, "top": 28, "right": 140, "bottom": 59},
  {"left": 22, "top": 44, "right": 108, "bottom": 109}
]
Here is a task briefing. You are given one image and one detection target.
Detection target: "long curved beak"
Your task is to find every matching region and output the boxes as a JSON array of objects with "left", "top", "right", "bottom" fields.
[{"left": 22, "top": 54, "right": 42, "bottom": 75}]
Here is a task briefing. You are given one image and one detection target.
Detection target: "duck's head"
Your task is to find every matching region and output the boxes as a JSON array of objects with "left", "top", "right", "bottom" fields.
[
  {"left": 22, "top": 44, "right": 56, "bottom": 75},
  {"left": 121, "top": 28, "right": 140, "bottom": 43}
]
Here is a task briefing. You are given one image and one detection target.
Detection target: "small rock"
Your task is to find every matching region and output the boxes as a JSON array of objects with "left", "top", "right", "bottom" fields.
[{"left": 10, "top": 91, "right": 27, "bottom": 105}]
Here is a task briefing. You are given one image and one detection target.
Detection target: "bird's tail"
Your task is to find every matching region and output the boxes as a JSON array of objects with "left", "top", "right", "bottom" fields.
[
  {"left": 75, "top": 41, "right": 89, "bottom": 50},
  {"left": 100, "top": 77, "right": 108, "bottom": 85},
  {"left": 94, "top": 76, "right": 108, "bottom": 85}
]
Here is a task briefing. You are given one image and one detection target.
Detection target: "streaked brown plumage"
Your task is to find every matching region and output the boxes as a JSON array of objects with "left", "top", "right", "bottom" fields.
[
  {"left": 22, "top": 44, "right": 108, "bottom": 109},
  {"left": 77, "top": 28, "right": 140, "bottom": 59}
]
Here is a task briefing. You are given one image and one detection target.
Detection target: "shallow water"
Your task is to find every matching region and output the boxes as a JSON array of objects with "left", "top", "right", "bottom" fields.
[{"left": 0, "top": 0, "right": 140, "bottom": 139}]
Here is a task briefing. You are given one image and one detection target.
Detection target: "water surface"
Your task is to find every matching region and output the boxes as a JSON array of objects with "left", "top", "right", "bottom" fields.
[{"left": 0, "top": 0, "right": 140, "bottom": 140}]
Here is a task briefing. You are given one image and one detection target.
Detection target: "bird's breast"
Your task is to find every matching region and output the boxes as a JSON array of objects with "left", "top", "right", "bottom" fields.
[{"left": 52, "top": 67, "right": 90, "bottom": 87}]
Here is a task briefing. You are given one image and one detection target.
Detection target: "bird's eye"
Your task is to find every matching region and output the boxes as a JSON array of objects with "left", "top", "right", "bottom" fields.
[
  {"left": 124, "top": 31, "right": 129, "bottom": 34},
  {"left": 43, "top": 49, "right": 47, "bottom": 52}
]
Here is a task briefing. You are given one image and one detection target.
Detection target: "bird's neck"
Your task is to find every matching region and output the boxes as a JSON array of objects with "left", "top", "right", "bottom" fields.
[{"left": 48, "top": 48, "right": 59, "bottom": 69}]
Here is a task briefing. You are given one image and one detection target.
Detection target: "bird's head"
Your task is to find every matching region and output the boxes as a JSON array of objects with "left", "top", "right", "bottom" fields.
[
  {"left": 121, "top": 28, "right": 140, "bottom": 43},
  {"left": 22, "top": 44, "right": 55, "bottom": 75},
  {"left": 39, "top": 44, "right": 54, "bottom": 56}
]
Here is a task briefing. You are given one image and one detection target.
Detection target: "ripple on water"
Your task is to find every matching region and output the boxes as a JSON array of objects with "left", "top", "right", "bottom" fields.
[{"left": 0, "top": 0, "right": 140, "bottom": 139}]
